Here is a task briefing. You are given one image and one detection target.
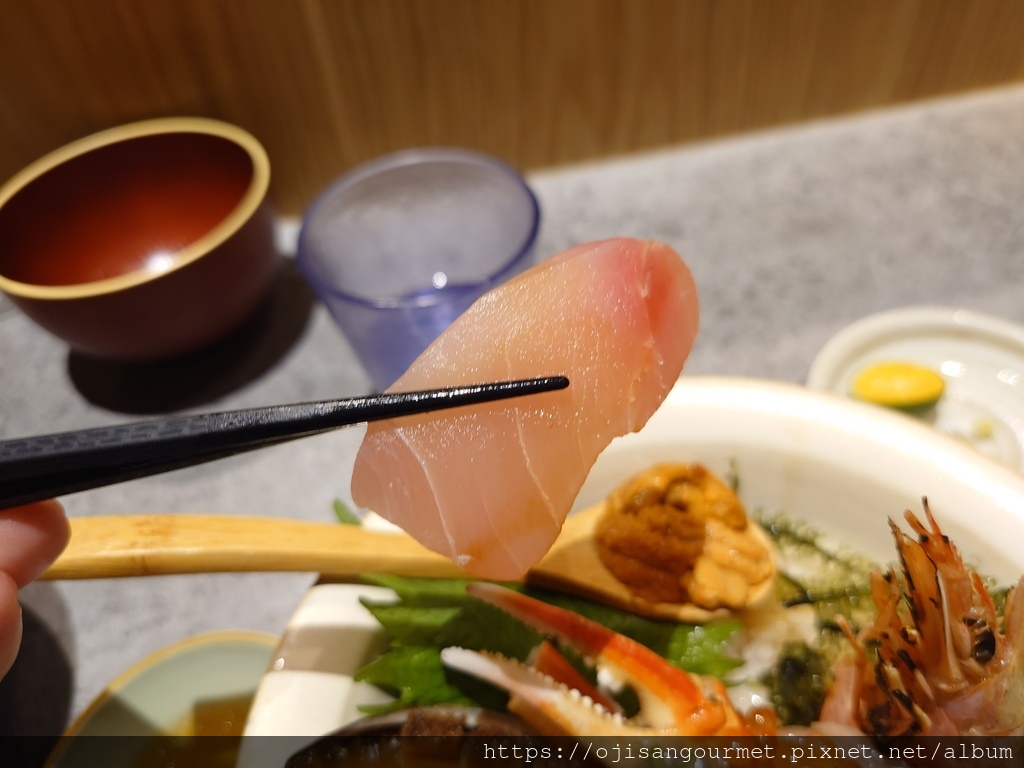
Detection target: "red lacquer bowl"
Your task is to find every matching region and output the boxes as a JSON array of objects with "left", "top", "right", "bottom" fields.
[{"left": 0, "top": 117, "right": 279, "bottom": 361}]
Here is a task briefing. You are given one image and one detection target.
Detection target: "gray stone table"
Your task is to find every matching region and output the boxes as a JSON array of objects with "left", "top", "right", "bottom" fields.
[{"left": 2, "top": 83, "right": 1024, "bottom": 736}]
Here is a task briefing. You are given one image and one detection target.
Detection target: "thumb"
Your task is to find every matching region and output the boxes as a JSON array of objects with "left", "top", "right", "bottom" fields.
[
  {"left": 0, "top": 499, "right": 70, "bottom": 587},
  {"left": 0, "top": 571, "right": 23, "bottom": 678}
]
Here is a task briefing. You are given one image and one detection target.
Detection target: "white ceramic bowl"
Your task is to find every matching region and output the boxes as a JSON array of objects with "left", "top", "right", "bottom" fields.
[{"left": 243, "top": 376, "right": 1024, "bottom": 749}]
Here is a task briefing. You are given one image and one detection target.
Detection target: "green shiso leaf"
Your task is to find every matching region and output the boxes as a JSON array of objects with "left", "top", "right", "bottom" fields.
[
  {"left": 331, "top": 499, "right": 362, "bottom": 525},
  {"left": 353, "top": 574, "right": 743, "bottom": 713}
]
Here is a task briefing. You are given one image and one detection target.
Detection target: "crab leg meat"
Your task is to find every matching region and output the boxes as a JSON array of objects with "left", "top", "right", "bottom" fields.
[{"left": 442, "top": 583, "right": 753, "bottom": 736}]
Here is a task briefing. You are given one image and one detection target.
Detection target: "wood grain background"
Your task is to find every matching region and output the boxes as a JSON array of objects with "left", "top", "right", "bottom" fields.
[{"left": 3, "top": 0, "right": 1024, "bottom": 214}]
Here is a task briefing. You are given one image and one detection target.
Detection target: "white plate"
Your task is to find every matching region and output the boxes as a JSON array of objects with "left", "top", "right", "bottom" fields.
[
  {"left": 242, "top": 375, "right": 1024, "bottom": 748},
  {"left": 807, "top": 306, "right": 1024, "bottom": 473}
]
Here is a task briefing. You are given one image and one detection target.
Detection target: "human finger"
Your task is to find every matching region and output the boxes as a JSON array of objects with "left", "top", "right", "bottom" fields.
[
  {"left": 0, "top": 571, "right": 22, "bottom": 678},
  {"left": 0, "top": 499, "right": 71, "bottom": 587}
]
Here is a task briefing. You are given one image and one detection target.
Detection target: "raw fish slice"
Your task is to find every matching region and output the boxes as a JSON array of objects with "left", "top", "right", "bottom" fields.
[{"left": 351, "top": 238, "right": 698, "bottom": 579}]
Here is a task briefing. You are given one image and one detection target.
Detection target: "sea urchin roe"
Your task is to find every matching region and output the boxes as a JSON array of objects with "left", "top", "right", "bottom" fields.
[{"left": 594, "top": 463, "right": 774, "bottom": 609}]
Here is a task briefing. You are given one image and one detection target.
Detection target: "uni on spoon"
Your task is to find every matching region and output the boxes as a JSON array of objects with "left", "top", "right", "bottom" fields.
[{"left": 850, "top": 361, "right": 945, "bottom": 413}]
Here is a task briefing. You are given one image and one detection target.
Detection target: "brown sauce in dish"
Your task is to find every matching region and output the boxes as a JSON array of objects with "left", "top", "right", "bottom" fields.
[
  {"left": 128, "top": 693, "right": 255, "bottom": 768},
  {"left": 0, "top": 132, "right": 253, "bottom": 286},
  {"left": 172, "top": 692, "right": 255, "bottom": 737}
]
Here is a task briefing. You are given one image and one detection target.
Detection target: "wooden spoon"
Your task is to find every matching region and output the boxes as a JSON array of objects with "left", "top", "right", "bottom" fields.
[{"left": 42, "top": 504, "right": 775, "bottom": 622}]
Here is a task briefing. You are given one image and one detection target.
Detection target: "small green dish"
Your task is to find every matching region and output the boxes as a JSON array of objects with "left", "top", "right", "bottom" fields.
[{"left": 46, "top": 630, "right": 277, "bottom": 768}]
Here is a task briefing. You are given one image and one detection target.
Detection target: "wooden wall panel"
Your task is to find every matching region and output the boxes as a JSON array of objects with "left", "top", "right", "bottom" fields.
[{"left": 2, "top": 0, "right": 1024, "bottom": 214}]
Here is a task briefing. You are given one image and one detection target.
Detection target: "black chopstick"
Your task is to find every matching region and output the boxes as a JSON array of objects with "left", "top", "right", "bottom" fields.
[{"left": 0, "top": 375, "right": 569, "bottom": 508}]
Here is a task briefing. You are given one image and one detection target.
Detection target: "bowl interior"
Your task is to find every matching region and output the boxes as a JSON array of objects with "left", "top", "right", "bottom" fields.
[
  {"left": 575, "top": 377, "right": 1024, "bottom": 583},
  {"left": 0, "top": 131, "right": 255, "bottom": 288},
  {"left": 244, "top": 377, "right": 1024, "bottom": 742}
]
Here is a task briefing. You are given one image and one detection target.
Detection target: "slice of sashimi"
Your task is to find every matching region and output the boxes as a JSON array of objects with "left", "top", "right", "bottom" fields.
[{"left": 350, "top": 238, "right": 699, "bottom": 579}]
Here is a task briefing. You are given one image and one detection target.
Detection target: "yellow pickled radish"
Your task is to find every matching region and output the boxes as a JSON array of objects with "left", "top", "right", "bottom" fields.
[{"left": 850, "top": 362, "right": 945, "bottom": 411}]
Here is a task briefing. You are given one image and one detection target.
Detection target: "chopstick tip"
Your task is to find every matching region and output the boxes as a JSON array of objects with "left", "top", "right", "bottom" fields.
[{"left": 525, "top": 375, "right": 569, "bottom": 393}]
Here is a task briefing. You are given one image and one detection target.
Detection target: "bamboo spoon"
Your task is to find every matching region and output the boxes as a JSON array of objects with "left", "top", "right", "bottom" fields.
[
  {"left": 43, "top": 504, "right": 775, "bottom": 622},
  {"left": 42, "top": 514, "right": 466, "bottom": 581}
]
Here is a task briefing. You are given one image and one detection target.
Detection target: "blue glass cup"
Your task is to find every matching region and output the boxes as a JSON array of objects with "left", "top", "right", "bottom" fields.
[{"left": 297, "top": 148, "right": 540, "bottom": 392}]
